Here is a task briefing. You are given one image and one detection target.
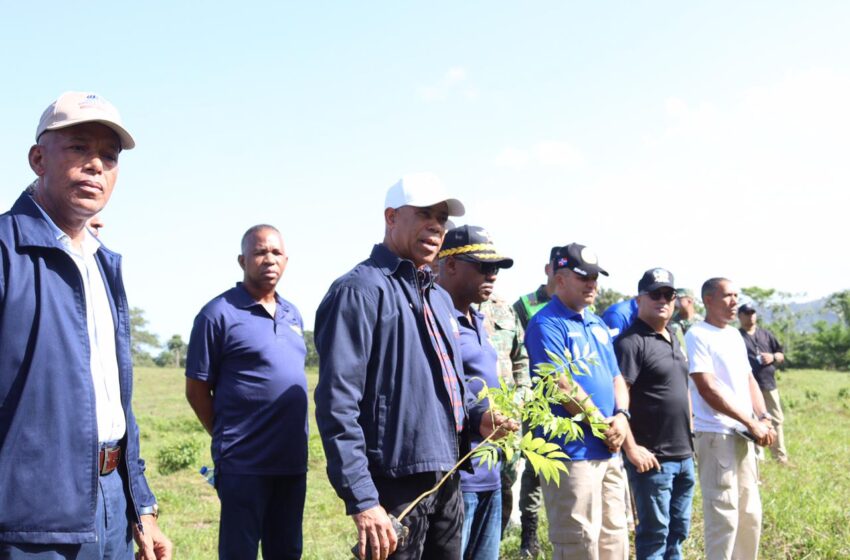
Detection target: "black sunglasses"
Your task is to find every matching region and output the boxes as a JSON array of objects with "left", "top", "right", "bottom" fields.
[
  {"left": 457, "top": 257, "right": 500, "bottom": 276},
  {"left": 644, "top": 290, "right": 677, "bottom": 302}
]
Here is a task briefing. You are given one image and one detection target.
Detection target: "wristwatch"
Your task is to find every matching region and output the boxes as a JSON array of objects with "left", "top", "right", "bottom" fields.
[
  {"left": 139, "top": 504, "right": 159, "bottom": 519},
  {"left": 758, "top": 412, "right": 773, "bottom": 422},
  {"left": 614, "top": 408, "right": 631, "bottom": 420}
]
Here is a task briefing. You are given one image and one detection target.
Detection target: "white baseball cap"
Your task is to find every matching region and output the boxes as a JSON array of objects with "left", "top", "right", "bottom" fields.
[
  {"left": 384, "top": 172, "right": 465, "bottom": 217},
  {"left": 36, "top": 91, "right": 135, "bottom": 150}
]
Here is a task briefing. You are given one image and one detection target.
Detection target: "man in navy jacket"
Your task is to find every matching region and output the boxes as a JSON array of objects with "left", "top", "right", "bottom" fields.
[
  {"left": 0, "top": 92, "right": 171, "bottom": 559},
  {"left": 315, "top": 173, "right": 513, "bottom": 560}
]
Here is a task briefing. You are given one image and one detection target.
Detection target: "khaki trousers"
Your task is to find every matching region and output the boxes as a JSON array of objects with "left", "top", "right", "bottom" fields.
[
  {"left": 695, "top": 432, "right": 761, "bottom": 560},
  {"left": 540, "top": 457, "right": 629, "bottom": 560},
  {"left": 761, "top": 388, "right": 788, "bottom": 462}
]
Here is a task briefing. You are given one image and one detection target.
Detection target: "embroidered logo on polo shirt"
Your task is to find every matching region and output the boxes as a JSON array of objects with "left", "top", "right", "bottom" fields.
[
  {"left": 290, "top": 324, "right": 303, "bottom": 337},
  {"left": 590, "top": 325, "right": 610, "bottom": 344}
]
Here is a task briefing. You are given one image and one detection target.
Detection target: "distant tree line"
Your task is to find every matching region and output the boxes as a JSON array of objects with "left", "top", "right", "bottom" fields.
[{"left": 130, "top": 308, "right": 188, "bottom": 368}]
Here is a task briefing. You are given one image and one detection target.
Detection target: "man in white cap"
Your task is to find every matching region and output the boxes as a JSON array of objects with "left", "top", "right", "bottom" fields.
[
  {"left": 315, "top": 173, "right": 514, "bottom": 560},
  {"left": 0, "top": 92, "right": 171, "bottom": 559}
]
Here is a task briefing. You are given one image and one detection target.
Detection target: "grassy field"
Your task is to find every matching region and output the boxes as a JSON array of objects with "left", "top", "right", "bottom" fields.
[{"left": 134, "top": 368, "right": 850, "bottom": 559}]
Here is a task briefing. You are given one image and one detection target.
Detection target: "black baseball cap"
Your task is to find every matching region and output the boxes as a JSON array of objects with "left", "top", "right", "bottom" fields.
[
  {"left": 438, "top": 225, "right": 514, "bottom": 268},
  {"left": 551, "top": 243, "right": 608, "bottom": 277},
  {"left": 638, "top": 268, "right": 675, "bottom": 293},
  {"left": 738, "top": 303, "right": 757, "bottom": 314}
]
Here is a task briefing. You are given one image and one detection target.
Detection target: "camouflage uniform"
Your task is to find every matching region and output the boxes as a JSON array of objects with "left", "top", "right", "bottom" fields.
[
  {"left": 475, "top": 295, "right": 530, "bottom": 536},
  {"left": 512, "top": 285, "right": 552, "bottom": 556}
]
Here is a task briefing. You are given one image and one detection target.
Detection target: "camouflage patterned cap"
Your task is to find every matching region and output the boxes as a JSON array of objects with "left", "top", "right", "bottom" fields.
[{"left": 676, "top": 288, "right": 695, "bottom": 299}]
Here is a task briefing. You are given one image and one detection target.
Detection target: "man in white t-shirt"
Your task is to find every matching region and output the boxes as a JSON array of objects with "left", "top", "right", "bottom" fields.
[{"left": 685, "top": 277, "right": 776, "bottom": 560}]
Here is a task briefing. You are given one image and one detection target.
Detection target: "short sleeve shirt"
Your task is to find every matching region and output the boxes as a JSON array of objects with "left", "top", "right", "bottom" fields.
[
  {"left": 185, "top": 283, "right": 308, "bottom": 475},
  {"left": 739, "top": 327, "right": 783, "bottom": 391},
  {"left": 615, "top": 319, "right": 693, "bottom": 459},
  {"left": 525, "top": 296, "right": 621, "bottom": 461},
  {"left": 686, "top": 321, "right": 754, "bottom": 434},
  {"left": 457, "top": 307, "right": 501, "bottom": 492}
]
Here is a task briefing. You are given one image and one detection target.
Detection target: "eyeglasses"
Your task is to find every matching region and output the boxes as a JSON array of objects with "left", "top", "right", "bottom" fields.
[
  {"left": 643, "top": 290, "right": 677, "bottom": 302},
  {"left": 457, "top": 257, "right": 500, "bottom": 276}
]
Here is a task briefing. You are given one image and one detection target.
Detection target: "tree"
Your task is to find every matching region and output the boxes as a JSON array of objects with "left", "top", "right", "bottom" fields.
[
  {"left": 166, "top": 334, "right": 188, "bottom": 368},
  {"left": 130, "top": 307, "right": 159, "bottom": 367},
  {"left": 594, "top": 287, "right": 628, "bottom": 316},
  {"left": 303, "top": 330, "right": 319, "bottom": 368}
]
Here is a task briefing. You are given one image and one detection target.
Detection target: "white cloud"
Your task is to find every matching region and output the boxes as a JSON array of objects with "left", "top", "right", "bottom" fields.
[
  {"left": 494, "top": 141, "right": 584, "bottom": 169},
  {"left": 419, "top": 66, "right": 479, "bottom": 102}
]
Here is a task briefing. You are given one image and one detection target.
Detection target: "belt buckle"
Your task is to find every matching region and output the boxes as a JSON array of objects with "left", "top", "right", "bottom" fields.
[{"left": 98, "top": 445, "right": 121, "bottom": 476}]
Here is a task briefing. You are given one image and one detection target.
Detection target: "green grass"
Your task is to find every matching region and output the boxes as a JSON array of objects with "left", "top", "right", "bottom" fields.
[{"left": 134, "top": 368, "right": 850, "bottom": 559}]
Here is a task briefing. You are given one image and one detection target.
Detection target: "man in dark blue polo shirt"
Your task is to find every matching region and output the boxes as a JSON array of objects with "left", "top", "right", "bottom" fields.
[
  {"left": 437, "top": 225, "right": 514, "bottom": 560},
  {"left": 615, "top": 268, "right": 695, "bottom": 560},
  {"left": 185, "top": 224, "right": 307, "bottom": 560},
  {"left": 524, "top": 243, "right": 632, "bottom": 559},
  {"left": 314, "top": 174, "right": 513, "bottom": 560}
]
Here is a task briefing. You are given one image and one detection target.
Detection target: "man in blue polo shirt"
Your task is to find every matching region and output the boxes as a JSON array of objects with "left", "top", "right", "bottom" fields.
[
  {"left": 525, "top": 243, "right": 631, "bottom": 560},
  {"left": 437, "top": 225, "right": 515, "bottom": 560},
  {"left": 602, "top": 297, "right": 638, "bottom": 340},
  {"left": 185, "top": 224, "right": 307, "bottom": 560}
]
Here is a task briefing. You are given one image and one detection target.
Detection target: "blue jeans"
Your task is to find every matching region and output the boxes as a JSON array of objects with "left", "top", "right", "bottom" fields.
[
  {"left": 625, "top": 456, "right": 696, "bottom": 560},
  {"left": 461, "top": 489, "right": 501, "bottom": 560},
  {"left": 0, "top": 469, "right": 133, "bottom": 559},
  {"left": 216, "top": 472, "right": 306, "bottom": 560}
]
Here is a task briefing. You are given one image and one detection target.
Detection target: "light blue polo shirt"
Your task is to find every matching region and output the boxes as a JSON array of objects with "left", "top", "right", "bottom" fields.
[{"left": 525, "top": 295, "right": 621, "bottom": 461}]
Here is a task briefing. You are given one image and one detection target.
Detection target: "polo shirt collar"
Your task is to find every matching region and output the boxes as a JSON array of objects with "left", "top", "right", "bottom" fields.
[
  {"left": 232, "top": 282, "right": 286, "bottom": 313},
  {"left": 550, "top": 294, "right": 593, "bottom": 323}
]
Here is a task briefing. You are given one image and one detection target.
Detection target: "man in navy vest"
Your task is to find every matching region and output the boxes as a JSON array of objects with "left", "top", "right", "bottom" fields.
[{"left": 0, "top": 92, "right": 171, "bottom": 559}]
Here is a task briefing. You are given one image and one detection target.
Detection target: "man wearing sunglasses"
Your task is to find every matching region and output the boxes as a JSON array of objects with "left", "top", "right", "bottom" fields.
[
  {"left": 738, "top": 303, "right": 788, "bottom": 464},
  {"left": 437, "top": 225, "right": 515, "bottom": 560},
  {"left": 524, "top": 243, "right": 632, "bottom": 560},
  {"left": 614, "top": 269, "right": 696, "bottom": 560}
]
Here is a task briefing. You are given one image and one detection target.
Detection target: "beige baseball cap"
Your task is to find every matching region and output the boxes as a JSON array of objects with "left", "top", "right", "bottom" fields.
[
  {"left": 384, "top": 172, "right": 465, "bottom": 216},
  {"left": 36, "top": 92, "right": 135, "bottom": 150}
]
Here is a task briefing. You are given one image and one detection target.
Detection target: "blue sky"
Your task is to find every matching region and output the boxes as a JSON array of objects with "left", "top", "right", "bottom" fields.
[{"left": 3, "top": 2, "right": 848, "bottom": 339}]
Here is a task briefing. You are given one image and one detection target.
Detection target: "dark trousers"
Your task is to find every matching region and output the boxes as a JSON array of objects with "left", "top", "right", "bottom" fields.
[
  {"left": 0, "top": 469, "right": 133, "bottom": 559},
  {"left": 373, "top": 472, "right": 463, "bottom": 560},
  {"left": 216, "top": 472, "right": 306, "bottom": 560}
]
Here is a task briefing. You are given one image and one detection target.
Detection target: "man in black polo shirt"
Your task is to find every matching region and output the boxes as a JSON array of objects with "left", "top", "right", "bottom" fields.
[
  {"left": 615, "top": 268, "right": 696, "bottom": 560},
  {"left": 738, "top": 303, "right": 788, "bottom": 464}
]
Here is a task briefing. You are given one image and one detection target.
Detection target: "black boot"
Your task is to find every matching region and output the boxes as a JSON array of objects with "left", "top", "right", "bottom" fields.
[{"left": 519, "top": 518, "right": 540, "bottom": 559}]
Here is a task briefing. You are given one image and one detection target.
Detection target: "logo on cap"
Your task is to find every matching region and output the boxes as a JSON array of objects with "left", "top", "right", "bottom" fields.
[
  {"left": 652, "top": 269, "right": 671, "bottom": 283},
  {"left": 580, "top": 248, "right": 598, "bottom": 264}
]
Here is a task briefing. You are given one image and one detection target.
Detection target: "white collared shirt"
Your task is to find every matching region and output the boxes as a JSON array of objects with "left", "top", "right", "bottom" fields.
[{"left": 31, "top": 198, "right": 126, "bottom": 443}]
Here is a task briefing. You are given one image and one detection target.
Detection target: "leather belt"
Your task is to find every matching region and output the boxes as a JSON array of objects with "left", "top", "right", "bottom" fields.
[{"left": 98, "top": 445, "right": 121, "bottom": 476}]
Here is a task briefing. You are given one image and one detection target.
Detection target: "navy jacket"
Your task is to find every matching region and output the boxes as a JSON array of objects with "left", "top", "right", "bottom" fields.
[
  {"left": 0, "top": 193, "right": 156, "bottom": 544},
  {"left": 314, "top": 243, "right": 484, "bottom": 515}
]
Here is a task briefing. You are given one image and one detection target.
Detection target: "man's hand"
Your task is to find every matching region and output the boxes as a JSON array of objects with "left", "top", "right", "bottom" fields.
[
  {"left": 133, "top": 515, "right": 172, "bottom": 560},
  {"left": 603, "top": 414, "right": 629, "bottom": 452},
  {"left": 479, "top": 411, "right": 519, "bottom": 440},
  {"left": 625, "top": 445, "right": 661, "bottom": 473},
  {"left": 352, "top": 505, "right": 397, "bottom": 560},
  {"left": 759, "top": 352, "right": 775, "bottom": 365},
  {"left": 747, "top": 419, "right": 776, "bottom": 447}
]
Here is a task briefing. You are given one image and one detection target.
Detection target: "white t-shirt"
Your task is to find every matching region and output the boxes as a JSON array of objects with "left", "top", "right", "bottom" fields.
[{"left": 686, "top": 321, "right": 754, "bottom": 434}]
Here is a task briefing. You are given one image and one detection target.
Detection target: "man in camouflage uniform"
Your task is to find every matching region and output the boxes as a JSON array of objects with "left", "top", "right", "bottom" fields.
[
  {"left": 475, "top": 295, "right": 530, "bottom": 536},
  {"left": 509, "top": 247, "right": 558, "bottom": 558},
  {"left": 671, "top": 288, "right": 704, "bottom": 350}
]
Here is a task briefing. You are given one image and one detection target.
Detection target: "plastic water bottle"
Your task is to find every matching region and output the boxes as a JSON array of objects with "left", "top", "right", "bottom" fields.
[{"left": 199, "top": 465, "right": 215, "bottom": 486}]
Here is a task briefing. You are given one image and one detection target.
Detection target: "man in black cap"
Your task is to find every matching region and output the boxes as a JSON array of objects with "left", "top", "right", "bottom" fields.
[
  {"left": 738, "top": 303, "right": 788, "bottom": 464},
  {"left": 615, "top": 268, "right": 696, "bottom": 560},
  {"left": 524, "top": 243, "right": 632, "bottom": 560},
  {"left": 437, "top": 225, "right": 514, "bottom": 560}
]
